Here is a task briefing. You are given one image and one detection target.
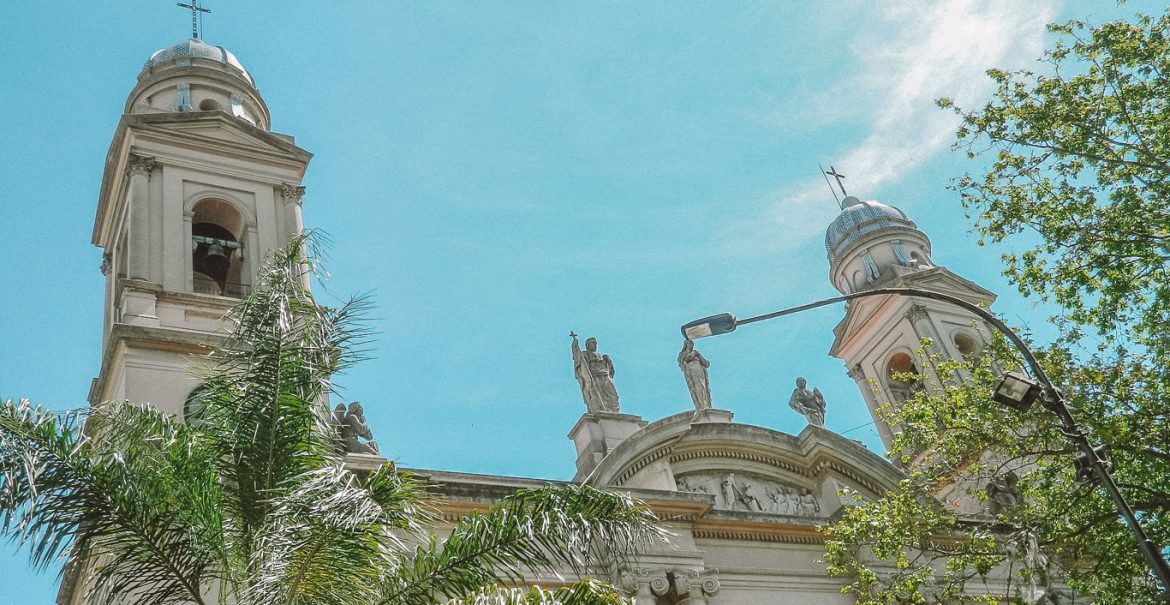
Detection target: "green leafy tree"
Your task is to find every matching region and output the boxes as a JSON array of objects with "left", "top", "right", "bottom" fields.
[
  {"left": 0, "top": 236, "right": 665, "bottom": 605},
  {"left": 824, "top": 9, "right": 1170, "bottom": 605}
]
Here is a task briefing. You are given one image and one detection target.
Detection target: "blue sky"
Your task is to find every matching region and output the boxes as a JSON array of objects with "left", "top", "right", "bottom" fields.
[{"left": 0, "top": 1, "right": 1161, "bottom": 601}]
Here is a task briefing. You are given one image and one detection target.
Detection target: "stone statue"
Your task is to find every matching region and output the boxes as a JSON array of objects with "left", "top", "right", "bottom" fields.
[
  {"left": 986, "top": 470, "right": 1020, "bottom": 515},
  {"left": 337, "top": 401, "right": 378, "bottom": 455},
  {"left": 678, "top": 339, "right": 712, "bottom": 411},
  {"left": 720, "top": 476, "right": 736, "bottom": 509},
  {"left": 798, "top": 488, "right": 820, "bottom": 515},
  {"left": 721, "top": 474, "right": 763, "bottom": 511},
  {"left": 571, "top": 333, "right": 620, "bottom": 413},
  {"left": 788, "top": 377, "right": 827, "bottom": 427}
]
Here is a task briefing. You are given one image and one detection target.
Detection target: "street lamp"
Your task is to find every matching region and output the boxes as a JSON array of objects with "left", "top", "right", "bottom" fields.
[
  {"left": 681, "top": 286, "right": 1170, "bottom": 594},
  {"left": 990, "top": 371, "right": 1043, "bottom": 412}
]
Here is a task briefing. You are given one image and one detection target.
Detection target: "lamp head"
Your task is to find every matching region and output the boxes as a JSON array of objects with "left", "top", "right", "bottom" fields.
[
  {"left": 681, "top": 313, "right": 737, "bottom": 340},
  {"left": 992, "top": 371, "right": 1042, "bottom": 412}
]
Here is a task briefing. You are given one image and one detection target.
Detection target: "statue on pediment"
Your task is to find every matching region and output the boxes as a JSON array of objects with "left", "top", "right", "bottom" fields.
[
  {"left": 788, "top": 377, "right": 826, "bottom": 427},
  {"left": 678, "top": 339, "right": 713, "bottom": 411},
  {"left": 571, "top": 333, "right": 620, "bottom": 413}
]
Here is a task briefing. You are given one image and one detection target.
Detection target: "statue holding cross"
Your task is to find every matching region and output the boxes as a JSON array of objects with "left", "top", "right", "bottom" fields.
[{"left": 570, "top": 332, "right": 620, "bottom": 413}]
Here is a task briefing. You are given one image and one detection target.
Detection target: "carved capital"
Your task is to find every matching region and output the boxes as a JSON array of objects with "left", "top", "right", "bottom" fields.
[
  {"left": 126, "top": 154, "right": 156, "bottom": 177},
  {"left": 281, "top": 183, "right": 306, "bottom": 205},
  {"left": 696, "top": 569, "right": 720, "bottom": 597},
  {"left": 100, "top": 252, "right": 112, "bottom": 276},
  {"left": 647, "top": 569, "right": 671, "bottom": 596},
  {"left": 846, "top": 364, "right": 864, "bottom": 381},
  {"left": 904, "top": 303, "right": 930, "bottom": 324}
]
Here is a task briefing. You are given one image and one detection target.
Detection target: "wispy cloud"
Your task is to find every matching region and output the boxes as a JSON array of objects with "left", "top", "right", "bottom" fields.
[{"left": 721, "top": 1, "right": 1059, "bottom": 257}]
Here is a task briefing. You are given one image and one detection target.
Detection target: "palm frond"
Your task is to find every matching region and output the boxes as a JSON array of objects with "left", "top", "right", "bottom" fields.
[
  {"left": 377, "top": 484, "right": 665, "bottom": 605},
  {"left": 242, "top": 464, "right": 409, "bottom": 605},
  {"left": 0, "top": 399, "right": 222, "bottom": 605},
  {"left": 444, "top": 579, "right": 632, "bottom": 605},
  {"left": 190, "top": 233, "right": 373, "bottom": 561}
]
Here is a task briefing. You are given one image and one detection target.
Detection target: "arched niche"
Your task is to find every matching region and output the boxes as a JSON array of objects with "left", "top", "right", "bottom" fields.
[{"left": 952, "top": 331, "right": 981, "bottom": 360}]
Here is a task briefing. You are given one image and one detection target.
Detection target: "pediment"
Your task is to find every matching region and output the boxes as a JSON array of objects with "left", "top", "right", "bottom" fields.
[
  {"left": 830, "top": 267, "right": 997, "bottom": 356},
  {"left": 125, "top": 112, "right": 311, "bottom": 163},
  {"left": 897, "top": 268, "right": 996, "bottom": 302},
  {"left": 591, "top": 413, "right": 902, "bottom": 519}
]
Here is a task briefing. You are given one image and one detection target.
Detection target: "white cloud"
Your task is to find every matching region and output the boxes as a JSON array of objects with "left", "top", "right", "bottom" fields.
[{"left": 721, "top": 0, "right": 1059, "bottom": 257}]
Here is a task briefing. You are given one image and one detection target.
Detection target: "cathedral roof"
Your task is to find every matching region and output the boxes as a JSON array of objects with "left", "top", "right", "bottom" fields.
[
  {"left": 143, "top": 38, "right": 254, "bottom": 86},
  {"left": 824, "top": 196, "right": 916, "bottom": 262}
]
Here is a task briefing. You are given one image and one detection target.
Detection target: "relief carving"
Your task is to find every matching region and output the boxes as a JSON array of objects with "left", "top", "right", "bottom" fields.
[{"left": 677, "top": 472, "right": 821, "bottom": 516}]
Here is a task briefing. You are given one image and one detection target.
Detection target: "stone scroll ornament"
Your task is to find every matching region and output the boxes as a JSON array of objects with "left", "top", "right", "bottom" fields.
[
  {"left": 571, "top": 332, "right": 620, "bottom": 413},
  {"left": 334, "top": 402, "right": 379, "bottom": 455},
  {"left": 678, "top": 339, "right": 712, "bottom": 411},
  {"left": 788, "top": 376, "right": 826, "bottom": 427}
]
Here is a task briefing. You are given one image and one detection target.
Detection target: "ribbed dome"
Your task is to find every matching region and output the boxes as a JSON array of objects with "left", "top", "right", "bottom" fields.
[
  {"left": 825, "top": 197, "right": 915, "bottom": 262},
  {"left": 143, "top": 39, "right": 253, "bottom": 85}
]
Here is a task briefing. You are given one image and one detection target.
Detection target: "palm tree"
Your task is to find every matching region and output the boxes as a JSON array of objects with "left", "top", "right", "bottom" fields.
[{"left": 0, "top": 236, "right": 664, "bottom": 605}]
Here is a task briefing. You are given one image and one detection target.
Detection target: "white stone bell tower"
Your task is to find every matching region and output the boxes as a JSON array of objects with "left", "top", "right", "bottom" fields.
[
  {"left": 824, "top": 195, "right": 996, "bottom": 451},
  {"left": 88, "top": 38, "right": 312, "bottom": 417}
]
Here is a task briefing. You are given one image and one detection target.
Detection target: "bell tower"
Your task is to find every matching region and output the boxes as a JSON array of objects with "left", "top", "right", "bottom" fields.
[
  {"left": 824, "top": 195, "right": 996, "bottom": 451},
  {"left": 89, "top": 38, "right": 312, "bottom": 417}
]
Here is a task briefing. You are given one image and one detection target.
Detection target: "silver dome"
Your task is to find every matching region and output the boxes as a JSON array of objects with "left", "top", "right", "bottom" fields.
[
  {"left": 825, "top": 198, "right": 915, "bottom": 262},
  {"left": 143, "top": 39, "right": 254, "bottom": 86}
]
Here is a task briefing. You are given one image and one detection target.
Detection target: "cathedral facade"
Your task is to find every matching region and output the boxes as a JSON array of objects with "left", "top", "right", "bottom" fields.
[{"left": 63, "top": 36, "right": 1007, "bottom": 605}]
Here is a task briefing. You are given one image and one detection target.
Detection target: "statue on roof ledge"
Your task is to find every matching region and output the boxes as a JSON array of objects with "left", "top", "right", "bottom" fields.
[
  {"left": 334, "top": 401, "right": 379, "bottom": 455},
  {"left": 571, "top": 333, "right": 620, "bottom": 413},
  {"left": 788, "top": 377, "right": 827, "bottom": 427},
  {"left": 678, "top": 339, "right": 712, "bottom": 411}
]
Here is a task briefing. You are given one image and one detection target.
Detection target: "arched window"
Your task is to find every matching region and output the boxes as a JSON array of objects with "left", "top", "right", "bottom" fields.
[
  {"left": 910, "top": 251, "right": 930, "bottom": 268},
  {"left": 199, "top": 98, "right": 223, "bottom": 112},
  {"left": 191, "top": 199, "right": 245, "bottom": 297},
  {"left": 183, "top": 384, "right": 211, "bottom": 426}
]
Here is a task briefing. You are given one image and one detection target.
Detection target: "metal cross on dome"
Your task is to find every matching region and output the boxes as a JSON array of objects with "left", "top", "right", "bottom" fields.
[
  {"left": 825, "top": 166, "right": 848, "bottom": 197},
  {"left": 177, "top": 0, "right": 211, "bottom": 40}
]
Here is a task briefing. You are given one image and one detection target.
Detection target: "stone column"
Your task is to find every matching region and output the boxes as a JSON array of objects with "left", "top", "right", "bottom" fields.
[
  {"left": 849, "top": 363, "right": 894, "bottom": 449},
  {"left": 280, "top": 183, "right": 305, "bottom": 239},
  {"left": 126, "top": 155, "right": 156, "bottom": 281},
  {"left": 280, "top": 183, "right": 308, "bottom": 288},
  {"left": 182, "top": 209, "right": 194, "bottom": 292}
]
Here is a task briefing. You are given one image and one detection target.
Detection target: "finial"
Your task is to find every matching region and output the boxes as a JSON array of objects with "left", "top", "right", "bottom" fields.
[
  {"left": 177, "top": 0, "right": 211, "bottom": 39},
  {"left": 825, "top": 165, "right": 848, "bottom": 197}
]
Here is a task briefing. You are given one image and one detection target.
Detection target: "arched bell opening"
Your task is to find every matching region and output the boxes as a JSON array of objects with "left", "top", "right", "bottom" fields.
[
  {"left": 886, "top": 352, "right": 923, "bottom": 404},
  {"left": 191, "top": 199, "right": 246, "bottom": 297}
]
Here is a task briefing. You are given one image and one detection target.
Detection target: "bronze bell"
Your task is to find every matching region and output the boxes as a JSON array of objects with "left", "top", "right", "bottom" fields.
[{"left": 202, "top": 242, "right": 231, "bottom": 282}]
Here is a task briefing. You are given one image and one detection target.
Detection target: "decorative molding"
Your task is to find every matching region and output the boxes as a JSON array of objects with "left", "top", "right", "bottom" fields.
[
  {"left": 845, "top": 363, "right": 864, "bottom": 381},
  {"left": 670, "top": 448, "right": 808, "bottom": 478},
  {"left": 811, "top": 457, "right": 882, "bottom": 496},
  {"left": 612, "top": 443, "right": 675, "bottom": 486},
  {"left": 100, "top": 252, "right": 112, "bottom": 276},
  {"left": 693, "top": 527, "right": 825, "bottom": 544}
]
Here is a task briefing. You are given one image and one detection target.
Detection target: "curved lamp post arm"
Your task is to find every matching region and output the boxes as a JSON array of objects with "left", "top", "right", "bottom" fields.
[{"left": 681, "top": 286, "right": 1170, "bottom": 593}]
